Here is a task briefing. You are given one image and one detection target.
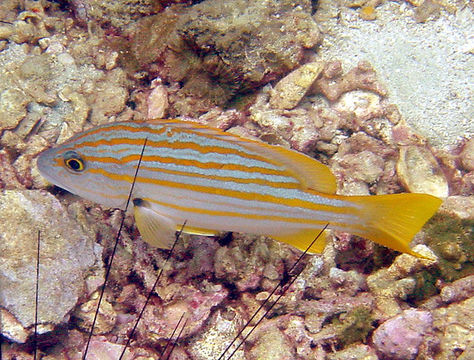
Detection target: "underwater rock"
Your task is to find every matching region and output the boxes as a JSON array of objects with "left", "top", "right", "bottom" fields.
[
  {"left": 336, "top": 130, "right": 394, "bottom": 158},
  {"left": 0, "top": 88, "right": 29, "bottom": 130},
  {"left": 180, "top": 236, "right": 220, "bottom": 279},
  {"left": 397, "top": 145, "right": 449, "bottom": 198},
  {"left": 0, "top": 308, "right": 30, "bottom": 343},
  {"left": 58, "top": 86, "right": 90, "bottom": 132},
  {"left": 440, "top": 196, "right": 474, "bottom": 219},
  {"left": 328, "top": 267, "right": 366, "bottom": 295},
  {"left": 139, "top": 284, "right": 228, "bottom": 343},
  {"left": 248, "top": 323, "right": 295, "bottom": 360},
  {"left": 0, "top": 24, "right": 15, "bottom": 39},
  {"left": 433, "top": 297, "right": 474, "bottom": 359},
  {"left": 3, "top": 11, "right": 50, "bottom": 44},
  {"left": 312, "top": 61, "right": 387, "bottom": 101},
  {"left": 439, "top": 275, "right": 474, "bottom": 304},
  {"left": 48, "top": 331, "right": 157, "bottom": 359},
  {"left": 0, "top": 344, "right": 32, "bottom": 360},
  {"left": 333, "top": 90, "right": 384, "bottom": 125},
  {"left": 329, "top": 129, "right": 400, "bottom": 197},
  {"left": 0, "top": 131, "right": 48, "bottom": 158},
  {"left": 73, "top": 292, "right": 117, "bottom": 335},
  {"left": 373, "top": 309, "right": 433, "bottom": 360},
  {"left": 249, "top": 88, "right": 321, "bottom": 153},
  {"left": 461, "top": 171, "right": 474, "bottom": 197},
  {"left": 82, "top": 337, "right": 127, "bottom": 360},
  {"left": 90, "top": 71, "right": 129, "bottom": 125},
  {"left": 327, "top": 344, "right": 378, "bottom": 360},
  {"left": 132, "top": 0, "right": 320, "bottom": 108},
  {"left": 0, "top": 133, "right": 49, "bottom": 190},
  {"left": 333, "top": 306, "right": 374, "bottom": 347},
  {"left": 0, "top": 190, "right": 102, "bottom": 343},
  {"left": 422, "top": 212, "right": 473, "bottom": 283},
  {"left": 460, "top": 137, "right": 474, "bottom": 171},
  {"left": 0, "top": 40, "right": 131, "bottom": 144},
  {"left": 317, "top": 0, "right": 472, "bottom": 149},
  {"left": 334, "top": 150, "right": 385, "bottom": 184},
  {"left": 366, "top": 245, "right": 437, "bottom": 319},
  {"left": 391, "top": 119, "right": 427, "bottom": 147},
  {"left": 197, "top": 108, "right": 244, "bottom": 131},
  {"left": 0, "top": 149, "right": 25, "bottom": 189},
  {"left": 299, "top": 292, "right": 375, "bottom": 346},
  {"left": 284, "top": 316, "right": 316, "bottom": 358},
  {"left": 269, "top": 61, "right": 323, "bottom": 110},
  {"left": 253, "top": 108, "right": 320, "bottom": 153},
  {"left": 359, "top": 5, "right": 378, "bottom": 21},
  {"left": 303, "top": 299, "right": 376, "bottom": 354},
  {"left": 69, "top": 0, "right": 162, "bottom": 29},
  {"left": 214, "top": 234, "right": 275, "bottom": 292},
  {"left": 188, "top": 308, "right": 246, "bottom": 360}
]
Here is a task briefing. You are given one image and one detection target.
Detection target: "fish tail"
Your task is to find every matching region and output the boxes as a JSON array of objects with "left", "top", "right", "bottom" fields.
[{"left": 350, "top": 193, "right": 442, "bottom": 258}]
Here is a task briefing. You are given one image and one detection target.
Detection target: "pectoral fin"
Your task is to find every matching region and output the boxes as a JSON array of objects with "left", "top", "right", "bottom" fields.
[
  {"left": 271, "top": 229, "right": 328, "bottom": 254},
  {"left": 133, "top": 198, "right": 176, "bottom": 249}
]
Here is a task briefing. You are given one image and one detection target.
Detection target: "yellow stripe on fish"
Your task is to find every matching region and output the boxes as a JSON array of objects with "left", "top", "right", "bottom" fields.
[{"left": 37, "top": 119, "right": 442, "bottom": 257}]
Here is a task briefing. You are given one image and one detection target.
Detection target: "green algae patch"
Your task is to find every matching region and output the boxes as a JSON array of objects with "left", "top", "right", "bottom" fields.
[
  {"left": 408, "top": 213, "right": 473, "bottom": 303},
  {"left": 424, "top": 213, "right": 474, "bottom": 282},
  {"left": 409, "top": 268, "right": 441, "bottom": 303},
  {"left": 334, "top": 307, "right": 374, "bottom": 346}
]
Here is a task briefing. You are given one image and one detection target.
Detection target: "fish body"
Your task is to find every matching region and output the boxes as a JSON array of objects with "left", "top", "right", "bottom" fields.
[{"left": 37, "top": 119, "right": 442, "bottom": 256}]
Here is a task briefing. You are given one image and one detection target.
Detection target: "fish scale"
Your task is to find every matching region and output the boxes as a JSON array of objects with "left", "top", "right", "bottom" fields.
[{"left": 37, "top": 118, "right": 442, "bottom": 255}]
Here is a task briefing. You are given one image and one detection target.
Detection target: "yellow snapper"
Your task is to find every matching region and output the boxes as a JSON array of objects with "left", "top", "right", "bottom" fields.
[{"left": 37, "top": 119, "right": 442, "bottom": 256}]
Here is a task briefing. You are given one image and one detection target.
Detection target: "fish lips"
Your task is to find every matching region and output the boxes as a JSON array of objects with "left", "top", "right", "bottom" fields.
[{"left": 36, "top": 148, "right": 76, "bottom": 193}]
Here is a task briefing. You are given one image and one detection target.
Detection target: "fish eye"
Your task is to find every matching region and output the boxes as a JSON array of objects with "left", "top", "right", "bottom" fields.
[{"left": 63, "top": 151, "right": 85, "bottom": 172}]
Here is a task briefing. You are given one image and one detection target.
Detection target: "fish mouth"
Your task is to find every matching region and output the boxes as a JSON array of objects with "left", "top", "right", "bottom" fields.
[
  {"left": 37, "top": 148, "right": 54, "bottom": 177},
  {"left": 37, "top": 148, "right": 66, "bottom": 187}
]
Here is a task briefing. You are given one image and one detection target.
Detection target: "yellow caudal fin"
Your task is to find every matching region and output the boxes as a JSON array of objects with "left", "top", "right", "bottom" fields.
[
  {"left": 271, "top": 229, "right": 328, "bottom": 254},
  {"left": 351, "top": 193, "right": 443, "bottom": 259}
]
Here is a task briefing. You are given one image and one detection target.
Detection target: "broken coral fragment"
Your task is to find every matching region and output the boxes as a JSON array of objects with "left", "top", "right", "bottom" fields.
[
  {"left": 147, "top": 78, "right": 169, "bottom": 119},
  {"left": 397, "top": 145, "right": 449, "bottom": 198},
  {"left": 269, "top": 61, "right": 323, "bottom": 110}
]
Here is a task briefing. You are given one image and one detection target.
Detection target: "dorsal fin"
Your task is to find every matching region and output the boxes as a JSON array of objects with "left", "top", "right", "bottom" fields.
[{"left": 244, "top": 141, "right": 337, "bottom": 194}]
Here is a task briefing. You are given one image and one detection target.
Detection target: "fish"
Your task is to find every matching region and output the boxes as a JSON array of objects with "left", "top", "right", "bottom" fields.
[{"left": 37, "top": 119, "right": 442, "bottom": 257}]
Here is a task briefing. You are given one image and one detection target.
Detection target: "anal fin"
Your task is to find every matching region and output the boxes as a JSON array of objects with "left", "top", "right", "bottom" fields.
[
  {"left": 271, "top": 229, "right": 328, "bottom": 254},
  {"left": 177, "top": 224, "right": 219, "bottom": 237},
  {"left": 133, "top": 198, "right": 176, "bottom": 249}
]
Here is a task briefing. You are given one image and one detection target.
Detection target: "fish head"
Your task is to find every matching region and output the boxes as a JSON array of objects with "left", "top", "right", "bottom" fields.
[{"left": 37, "top": 142, "right": 129, "bottom": 210}]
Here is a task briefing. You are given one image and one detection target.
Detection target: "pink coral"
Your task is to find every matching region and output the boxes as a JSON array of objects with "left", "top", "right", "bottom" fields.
[{"left": 373, "top": 309, "right": 433, "bottom": 360}]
